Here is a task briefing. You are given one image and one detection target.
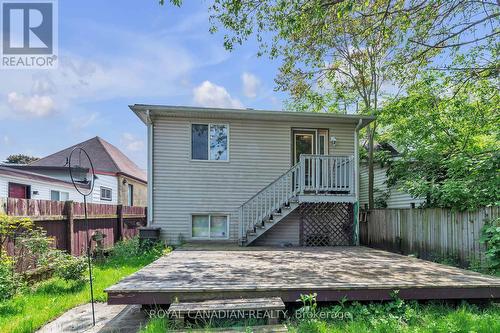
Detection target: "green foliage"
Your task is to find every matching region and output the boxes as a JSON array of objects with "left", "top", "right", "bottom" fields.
[
  {"left": 480, "top": 217, "right": 500, "bottom": 270},
  {"left": 53, "top": 253, "right": 87, "bottom": 283},
  {"left": 0, "top": 215, "right": 33, "bottom": 258},
  {"left": 3, "top": 154, "right": 39, "bottom": 164},
  {"left": 380, "top": 74, "right": 499, "bottom": 210},
  {"left": 0, "top": 260, "right": 18, "bottom": 301},
  {"left": 296, "top": 293, "right": 318, "bottom": 319}
]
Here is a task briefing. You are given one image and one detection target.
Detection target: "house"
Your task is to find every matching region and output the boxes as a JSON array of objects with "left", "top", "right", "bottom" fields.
[
  {"left": 3, "top": 137, "right": 147, "bottom": 205},
  {"left": 130, "top": 105, "right": 374, "bottom": 246},
  {"left": 0, "top": 166, "right": 84, "bottom": 201},
  {"left": 359, "top": 142, "right": 425, "bottom": 209}
]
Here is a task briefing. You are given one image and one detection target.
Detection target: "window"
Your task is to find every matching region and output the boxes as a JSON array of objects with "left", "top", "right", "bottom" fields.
[
  {"left": 50, "top": 190, "right": 69, "bottom": 201},
  {"left": 191, "top": 124, "right": 228, "bottom": 161},
  {"left": 192, "top": 214, "right": 229, "bottom": 239},
  {"left": 127, "top": 184, "right": 134, "bottom": 206},
  {"left": 100, "top": 187, "right": 112, "bottom": 201}
]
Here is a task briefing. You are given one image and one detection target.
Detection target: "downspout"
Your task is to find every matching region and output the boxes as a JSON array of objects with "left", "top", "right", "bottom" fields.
[
  {"left": 146, "top": 110, "right": 154, "bottom": 227},
  {"left": 353, "top": 119, "right": 363, "bottom": 245}
]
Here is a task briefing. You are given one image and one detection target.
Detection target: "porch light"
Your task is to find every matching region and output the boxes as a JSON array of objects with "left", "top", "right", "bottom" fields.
[{"left": 330, "top": 136, "right": 337, "bottom": 146}]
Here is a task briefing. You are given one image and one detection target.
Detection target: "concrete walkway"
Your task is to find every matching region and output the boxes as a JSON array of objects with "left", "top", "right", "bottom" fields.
[{"left": 36, "top": 303, "right": 147, "bottom": 333}]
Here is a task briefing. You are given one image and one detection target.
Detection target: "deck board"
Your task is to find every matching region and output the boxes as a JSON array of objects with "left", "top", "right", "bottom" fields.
[{"left": 106, "top": 246, "right": 500, "bottom": 304}]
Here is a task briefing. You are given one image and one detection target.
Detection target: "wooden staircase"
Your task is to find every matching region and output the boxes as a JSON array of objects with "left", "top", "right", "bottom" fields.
[{"left": 239, "top": 155, "right": 356, "bottom": 246}]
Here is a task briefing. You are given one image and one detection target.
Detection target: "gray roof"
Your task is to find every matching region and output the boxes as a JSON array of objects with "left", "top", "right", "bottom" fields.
[
  {"left": 29, "top": 136, "right": 147, "bottom": 183},
  {"left": 130, "top": 105, "right": 375, "bottom": 128}
]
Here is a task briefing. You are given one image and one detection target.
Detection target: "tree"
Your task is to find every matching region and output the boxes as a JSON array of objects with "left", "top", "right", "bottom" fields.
[
  {"left": 161, "top": 0, "right": 499, "bottom": 208},
  {"left": 4, "top": 154, "right": 39, "bottom": 165},
  {"left": 379, "top": 73, "right": 499, "bottom": 210}
]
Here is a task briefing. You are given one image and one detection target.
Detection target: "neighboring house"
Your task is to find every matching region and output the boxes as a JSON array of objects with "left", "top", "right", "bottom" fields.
[
  {"left": 359, "top": 142, "right": 425, "bottom": 209},
  {"left": 0, "top": 166, "right": 83, "bottom": 201},
  {"left": 131, "top": 105, "right": 374, "bottom": 246},
  {"left": 4, "top": 137, "right": 147, "bottom": 206}
]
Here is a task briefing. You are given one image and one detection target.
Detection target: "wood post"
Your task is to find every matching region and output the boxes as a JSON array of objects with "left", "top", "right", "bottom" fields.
[
  {"left": 117, "top": 204, "right": 124, "bottom": 241},
  {"left": 66, "top": 200, "right": 74, "bottom": 255}
]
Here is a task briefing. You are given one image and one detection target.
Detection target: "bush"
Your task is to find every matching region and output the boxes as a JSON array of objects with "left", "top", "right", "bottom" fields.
[
  {"left": 0, "top": 259, "right": 18, "bottom": 300},
  {"left": 53, "top": 252, "right": 87, "bottom": 283},
  {"left": 480, "top": 217, "right": 500, "bottom": 271}
]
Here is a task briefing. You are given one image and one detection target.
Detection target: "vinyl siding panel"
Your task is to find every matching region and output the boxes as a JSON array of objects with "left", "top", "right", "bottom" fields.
[
  {"left": 0, "top": 175, "right": 82, "bottom": 201},
  {"left": 252, "top": 210, "right": 301, "bottom": 246},
  {"left": 152, "top": 117, "right": 357, "bottom": 243},
  {"left": 359, "top": 163, "right": 425, "bottom": 209},
  {"left": 91, "top": 175, "right": 118, "bottom": 204}
]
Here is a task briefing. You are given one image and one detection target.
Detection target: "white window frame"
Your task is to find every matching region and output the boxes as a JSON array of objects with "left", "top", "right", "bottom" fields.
[
  {"left": 190, "top": 123, "right": 230, "bottom": 162},
  {"left": 100, "top": 186, "right": 112, "bottom": 201},
  {"left": 191, "top": 214, "right": 229, "bottom": 240},
  {"left": 51, "top": 190, "right": 70, "bottom": 202}
]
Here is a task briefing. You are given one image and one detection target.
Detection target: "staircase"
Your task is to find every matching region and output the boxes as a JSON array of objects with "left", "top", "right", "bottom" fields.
[{"left": 239, "top": 155, "right": 355, "bottom": 246}]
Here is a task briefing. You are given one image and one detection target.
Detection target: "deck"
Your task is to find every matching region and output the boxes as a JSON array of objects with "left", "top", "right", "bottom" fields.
[{"left": 106, "top": 246, "right": 500, "bottom": 304}]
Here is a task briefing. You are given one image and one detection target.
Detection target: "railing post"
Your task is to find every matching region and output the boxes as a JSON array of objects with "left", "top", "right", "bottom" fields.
[{"left": 300, "top": 155, "right": 305, "bottom": 194}]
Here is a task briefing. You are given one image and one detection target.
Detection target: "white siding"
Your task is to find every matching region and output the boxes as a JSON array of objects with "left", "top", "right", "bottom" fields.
[
  {"left": 152, "top": 117, "right": 357, "bottom": 243},
  {"left": 359, "top": 163, "right": 425, "bottom": 209},
  {"left": 253, "top": 211, "right": 301, "bottom": 246},
  {"left": 0, "top": 174, "right": 82, "bottom": 201},
  {"left": 91, "top": 175, "right": 118, "bottom": 204}
]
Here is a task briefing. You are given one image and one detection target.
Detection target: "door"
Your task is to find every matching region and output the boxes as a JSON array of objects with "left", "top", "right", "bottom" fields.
[
  {"left": 293, "top": 130, "right": 316, "bottom": 188},
  {"left": 8, "top": 183, "right": 29, "bottom": 199}
]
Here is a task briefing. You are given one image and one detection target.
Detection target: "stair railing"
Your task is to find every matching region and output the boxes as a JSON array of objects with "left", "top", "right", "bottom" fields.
[
  {"left": 239, "top": 155, "right": 355, "bottom": 241},
  {"left": 239, "top": 163, "right": 301, "bottom": 240}
]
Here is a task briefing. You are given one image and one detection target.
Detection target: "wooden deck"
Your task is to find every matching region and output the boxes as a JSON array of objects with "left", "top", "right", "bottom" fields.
[{"left": 106, "top": 246, "right": 500, "bottom": 304}]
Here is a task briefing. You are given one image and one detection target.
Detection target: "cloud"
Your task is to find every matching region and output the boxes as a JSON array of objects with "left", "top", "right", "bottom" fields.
[
  {"left": 241, "top": 72, "right": 261, "bottom": 98},
  {"left": 71, "top": 112, "right": 99, "bottom": 130},
  {"left": 2, "top": 135, "right": 10, "bottom": 145},
  {"left": 121, "top": 133, "right": 145, "bottom": 152},
  {"left": 193, "top": 81, "right": 243, "bottom": 109},
  {"left": 7, "top": 92, "right": 55, "bottom": 117}
]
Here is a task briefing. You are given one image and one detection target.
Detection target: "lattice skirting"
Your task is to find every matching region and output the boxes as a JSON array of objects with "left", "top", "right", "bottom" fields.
[{"left": 299, "top": 202, "right": 355, "bottom": 246}]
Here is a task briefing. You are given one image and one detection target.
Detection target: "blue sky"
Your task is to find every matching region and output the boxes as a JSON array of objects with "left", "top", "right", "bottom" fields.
[{"left": 0, "top": 1, "right": 286, "bottom": 169}]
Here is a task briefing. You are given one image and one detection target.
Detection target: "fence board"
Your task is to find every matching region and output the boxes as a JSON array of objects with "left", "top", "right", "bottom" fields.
[
  {"left": 360, "top": 207, "right": 498, "bottom": 266},
  {"left": 2, "top": 197, "right": 147, "bottom": 256}
]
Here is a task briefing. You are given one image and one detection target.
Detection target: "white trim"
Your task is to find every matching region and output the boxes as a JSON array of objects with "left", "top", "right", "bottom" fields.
[
  {"left": 147, "top": 110, "right": 154, "bottom": 226},
  {"left": 354, "top": 119, "right": 363, "bottom": 201},
  {"left": 190, "top": 213, "right": 230, "bottom": 240},
  {"left": 190, "top": 123, "right": 230, "bottom": 162}
]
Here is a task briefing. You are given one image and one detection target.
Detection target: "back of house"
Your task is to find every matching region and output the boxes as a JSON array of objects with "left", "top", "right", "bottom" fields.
[{"left": 132, "top": 105, "right": 374, "bottom": 246}]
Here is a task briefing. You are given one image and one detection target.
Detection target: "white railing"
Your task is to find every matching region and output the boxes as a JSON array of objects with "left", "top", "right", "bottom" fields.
[
  {"left": 239, "top": 155, "right": 355, "bottom": 241},
  {"left": 300, "top": 155, "right": 354, "bottom": 194}
]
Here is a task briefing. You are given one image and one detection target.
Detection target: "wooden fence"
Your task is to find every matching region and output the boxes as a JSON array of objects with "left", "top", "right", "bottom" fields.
[
  {"left": 359, "top": 207, "right": 499, "bottom": 266},
  {"left": 1, "top": 197, "right": 147, "bottom": 256}
]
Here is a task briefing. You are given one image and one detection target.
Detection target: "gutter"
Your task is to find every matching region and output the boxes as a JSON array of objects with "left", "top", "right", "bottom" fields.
[{"left": 146, "top": 110, "right": 154, "bottom": 227}]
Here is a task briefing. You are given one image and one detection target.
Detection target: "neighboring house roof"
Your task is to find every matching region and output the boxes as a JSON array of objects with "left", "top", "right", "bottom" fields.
[
  {"left": 361, "top": 141, "right": 400, "bottom": 158},
  {"left": 130, "top": 105, "right": 375, "bottom": 128},
  {"left": 29, "top": 137, "right": 147, "bottom": 183},
  {"left": 0, "top": 166, "right": 87, "bottom": 189}
]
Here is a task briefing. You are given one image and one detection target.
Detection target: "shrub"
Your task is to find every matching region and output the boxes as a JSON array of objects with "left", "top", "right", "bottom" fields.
[
  {"left": 53, "top": 252, "right": 87, "bottom": 283},
  {"left": 480, "top": 217, "right": 500, "bottom": 270},
  {"left": 0, "top": 258, "right": 18, "bottom": 300},
  {"left": 13, "top": 228, "right": 54, "bottom": 274}
]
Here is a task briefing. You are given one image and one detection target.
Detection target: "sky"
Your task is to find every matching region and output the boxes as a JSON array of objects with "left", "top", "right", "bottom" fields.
[{"left": 0, "top": 1, "right": 286, "bottom": 169}]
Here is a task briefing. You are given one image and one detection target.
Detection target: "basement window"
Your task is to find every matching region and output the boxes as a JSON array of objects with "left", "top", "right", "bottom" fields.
[
  {"left": 192, "top": 214, "right": 228, "bottom": 239},
  {"left": 191, "top": 124, "right": 229, "bottom": 161}
]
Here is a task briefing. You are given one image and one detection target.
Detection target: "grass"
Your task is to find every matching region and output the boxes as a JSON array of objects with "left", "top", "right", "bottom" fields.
[
  {"left": 140, "top": 300, "right": 500, "bottom": 333},
  {"left": 0, "top": 238, "right": 169, "bottom": 333}
]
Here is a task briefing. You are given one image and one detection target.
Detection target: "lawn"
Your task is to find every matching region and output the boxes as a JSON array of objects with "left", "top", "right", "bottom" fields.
[
  {"left": 0, "top": 239, "right": 168, "bottom": 333},
  {"left": 140, "top": 299, "right": 500, "bottom": 333}
]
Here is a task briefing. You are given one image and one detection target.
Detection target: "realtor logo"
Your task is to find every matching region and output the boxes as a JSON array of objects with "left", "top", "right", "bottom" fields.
[{"left": 1, "top": 0, "right": 58, "bottom": 68}]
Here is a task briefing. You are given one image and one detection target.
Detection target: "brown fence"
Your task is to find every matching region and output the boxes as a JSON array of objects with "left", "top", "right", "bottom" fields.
[
  {"left": 359, "top": 207, "right": 499, "bottom": 266},
  {"left": 1, "top": 197, "right": 147, "bottom": 256}
]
